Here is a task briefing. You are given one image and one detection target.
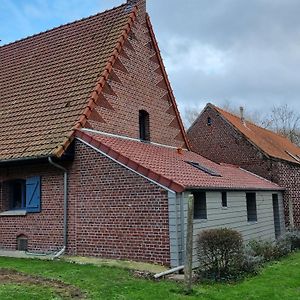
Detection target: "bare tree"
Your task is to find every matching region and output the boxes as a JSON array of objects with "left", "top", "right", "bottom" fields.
[
  {"left": 262, "top": 104, "right": 300, "bottom": 146},
  {"left": 216, "top": 102, "right": 300, "bottom": 146},
  {"left": 183, "top": 106, "right": 202, "bottom": 128}
]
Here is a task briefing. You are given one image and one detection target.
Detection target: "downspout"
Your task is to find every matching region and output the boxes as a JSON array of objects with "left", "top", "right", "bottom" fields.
[{"left": 48, "top": 157, "right": 68, "bottom": 258}]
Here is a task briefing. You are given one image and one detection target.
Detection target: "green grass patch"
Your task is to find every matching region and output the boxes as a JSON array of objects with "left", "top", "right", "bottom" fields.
[
  {"left": 0, "top": 284, "right": 61, "bottom": 300},
  {"left": 0, "top": 252, "right": 299, "bottom": 299}
]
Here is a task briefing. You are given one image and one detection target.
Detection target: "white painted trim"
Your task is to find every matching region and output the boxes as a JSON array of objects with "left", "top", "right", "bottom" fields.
[
  {"left": 0, "top": 210, "right": 27, "bottom": 216},
  {"left": 81, "top": 128, "right": 187, "bottom": 151},
  {"left": 76, "top": 137, "right": 176, "bottom": 194}
]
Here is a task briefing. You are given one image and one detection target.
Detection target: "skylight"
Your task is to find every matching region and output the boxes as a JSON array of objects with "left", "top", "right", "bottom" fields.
[{"left": 185, "top": 161, "right": 221, "bottom": 177}]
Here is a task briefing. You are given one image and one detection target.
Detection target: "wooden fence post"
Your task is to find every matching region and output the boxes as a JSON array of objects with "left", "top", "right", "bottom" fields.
[{"left": 184, "top": 193, "right": 194, "bottom": 292}]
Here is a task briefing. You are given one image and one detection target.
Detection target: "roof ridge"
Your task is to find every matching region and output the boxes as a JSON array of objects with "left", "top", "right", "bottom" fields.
[
  {"left": 0, "top": 3, "right": 128, "bottom": 48},
  {"left": 53, "top": 6, "right": 138, "bottom": 157},
  {"left": 81, "top": 128, "right": 183, "bottom": 150}
]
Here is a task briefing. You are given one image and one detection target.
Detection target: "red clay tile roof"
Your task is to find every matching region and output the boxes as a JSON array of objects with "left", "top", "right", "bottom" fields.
[
  {"left": 76, "top": 129, "right": 282, "bottom": 192},
  {"left": 210, "top": 104, "right": 300, "bottom": 164},
  {"left": 0, "top": 3, "right": 136, "bottom": 162}
]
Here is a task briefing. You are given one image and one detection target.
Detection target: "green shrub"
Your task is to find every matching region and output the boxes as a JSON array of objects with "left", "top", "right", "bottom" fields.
[
  {"left": 241, "top": 253, "right": 264, "bottom": 275},
  {"left": 279, "top": 230, "right": 300, "bottom": 251},
  {"left": 196, "top": 228, "right": 244, "bottom": 281},
  {"left": 247, "top": 239, "right": 290, "bottom": 262}
]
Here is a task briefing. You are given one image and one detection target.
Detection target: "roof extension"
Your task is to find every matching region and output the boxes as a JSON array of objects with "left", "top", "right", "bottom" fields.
[
  {"left": 208, "top": 104, "right": 300, "bottom": 165},
  {"left": 76, "top": 129, "right": 282, "bottom": 193}
]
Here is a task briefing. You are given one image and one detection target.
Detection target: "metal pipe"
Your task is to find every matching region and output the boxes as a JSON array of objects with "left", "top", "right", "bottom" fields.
[
  {"left": 48, "top": 157, "right": 68, "bottom": 258},
  {"left": 154, "top": 265, "right": 184, "bottom": 279}
]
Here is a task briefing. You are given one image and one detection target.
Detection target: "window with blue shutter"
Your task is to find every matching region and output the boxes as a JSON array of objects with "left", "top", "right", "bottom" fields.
[
  {"left": 5, "top": 177, "right": 42, "bottom": 213},
  {"left": 25, "top": 176, "right": 41, "bottom": 212}
]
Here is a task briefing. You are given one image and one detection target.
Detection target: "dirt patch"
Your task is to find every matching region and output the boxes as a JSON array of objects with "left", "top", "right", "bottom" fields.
[
  {"left": 0, "top": 268, "right": 86, "bottom": 299},
  {"left": 130, "top": 269, "right": 155, "bottom": 280}
]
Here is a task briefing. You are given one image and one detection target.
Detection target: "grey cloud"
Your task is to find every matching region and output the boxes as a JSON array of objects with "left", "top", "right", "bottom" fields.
[
  {"left": 147, "top": 0, "right": 300, "bottom": 116},
  {"left": 2, "top": 0, "right": 300, "bottom": 117}
]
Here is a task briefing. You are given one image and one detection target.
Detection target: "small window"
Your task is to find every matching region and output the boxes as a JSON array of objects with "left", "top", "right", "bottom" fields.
[
  {"left": 207, "top": 117, "right": 212, "bottom": 126},
  {"left": 193, "top": 192, "right": 207, "bottom": 219},
  {"left": 272, "top": 194, "right": 281, "bottom": 238},
  {"left": 10, "top": 180, "right": 26, "bottom": 210},
  {"left": 221, "top": 192, "right": 227, "bottom": 207},
  {"left": 246, "top": 193, "right": 257, "bottom": 222},
  {"left": 139, "top": 110, "right": 150, "bottom": 141},
  {"left": 8, "top": 177, "right": 41, "bottom": 213}
]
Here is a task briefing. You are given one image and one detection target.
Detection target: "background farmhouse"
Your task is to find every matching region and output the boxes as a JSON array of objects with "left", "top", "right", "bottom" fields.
[{"left": 188, "top": 103, "right": 300, "bottom": 229}]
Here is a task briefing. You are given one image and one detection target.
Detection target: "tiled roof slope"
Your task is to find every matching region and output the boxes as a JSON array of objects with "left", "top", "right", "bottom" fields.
[
  {"left": 76, "top": 129, "right": 282, "bottom": 192},
  {"left": 210, "top": 104, "right": 300, "bottom": 164},
  {"left": 0, "top": 3, "right": 135, "bottom": 161}
]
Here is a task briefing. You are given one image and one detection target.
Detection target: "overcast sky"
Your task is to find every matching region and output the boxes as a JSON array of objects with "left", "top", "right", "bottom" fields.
[{"left": 1, "top": 0, "right": 300, "bottom": 123}]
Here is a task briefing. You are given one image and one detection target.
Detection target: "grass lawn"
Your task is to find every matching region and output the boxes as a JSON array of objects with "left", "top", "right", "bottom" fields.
[{"left": 0, "top": 252, "right": 299, "bottom": 300}]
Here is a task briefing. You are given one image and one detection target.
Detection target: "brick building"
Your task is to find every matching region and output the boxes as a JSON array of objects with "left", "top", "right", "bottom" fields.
[
  {"left": 188, "top": 103, "right": 300, "bottom": 228},
  {"left": 0, "top": 1, "right": 284, "bottom": 267}
]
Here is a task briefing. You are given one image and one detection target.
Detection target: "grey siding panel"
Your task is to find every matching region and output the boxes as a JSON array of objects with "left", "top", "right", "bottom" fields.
[
  {"left": 168, "top": 191, "right": 178, "bottom": 268},
  {"left": 177, "top": 191, "right": 285, "bottom": 266}
]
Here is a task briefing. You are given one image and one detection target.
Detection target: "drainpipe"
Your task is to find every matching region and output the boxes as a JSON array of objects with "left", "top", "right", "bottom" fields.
[{"left": 48, "top": 157, "right": 68, "bottom": 258}]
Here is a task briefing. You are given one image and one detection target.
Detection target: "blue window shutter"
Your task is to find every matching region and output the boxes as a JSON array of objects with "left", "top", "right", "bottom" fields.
[{"left": 26, "top": 176, "right": 41, "bottom": 212}]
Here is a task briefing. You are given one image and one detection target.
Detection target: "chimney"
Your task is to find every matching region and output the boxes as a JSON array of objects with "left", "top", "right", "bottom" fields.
[
  {"left": 240, "top": 106, "right": 245, "bottom": 124},
  {"left": 127, "top": 0, "right": 146, "bottom": 15}
]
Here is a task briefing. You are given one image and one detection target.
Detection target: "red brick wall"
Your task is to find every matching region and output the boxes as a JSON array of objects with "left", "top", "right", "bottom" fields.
[
  {"left": 0, "top": 140, "right": 171, "bottom": 265},
  {"left": 68, "top": 140, "right": 170, "bottom": 265},
  {"left": 85, "top": 6, "right": 187, "bottom": 149},
  {"left": 187, "top": 106, "right": 300, "bottom": 228},
  {"left": 274, "top": 161, "right": 300, "bottom": 228},
  {"left": 0, "top": 163, "right": 65, "bottom": 252}
]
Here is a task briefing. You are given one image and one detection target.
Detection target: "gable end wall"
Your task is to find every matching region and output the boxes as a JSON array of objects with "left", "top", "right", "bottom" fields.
[
  {"left": 188, "top": 107, "right": 272, "bottom": 177},
  {"left": 85, "top": 9, "right": 187, "bottom": 148},
  {"left": 67, "top": 140, "right": 171, "bottom": 265}
]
